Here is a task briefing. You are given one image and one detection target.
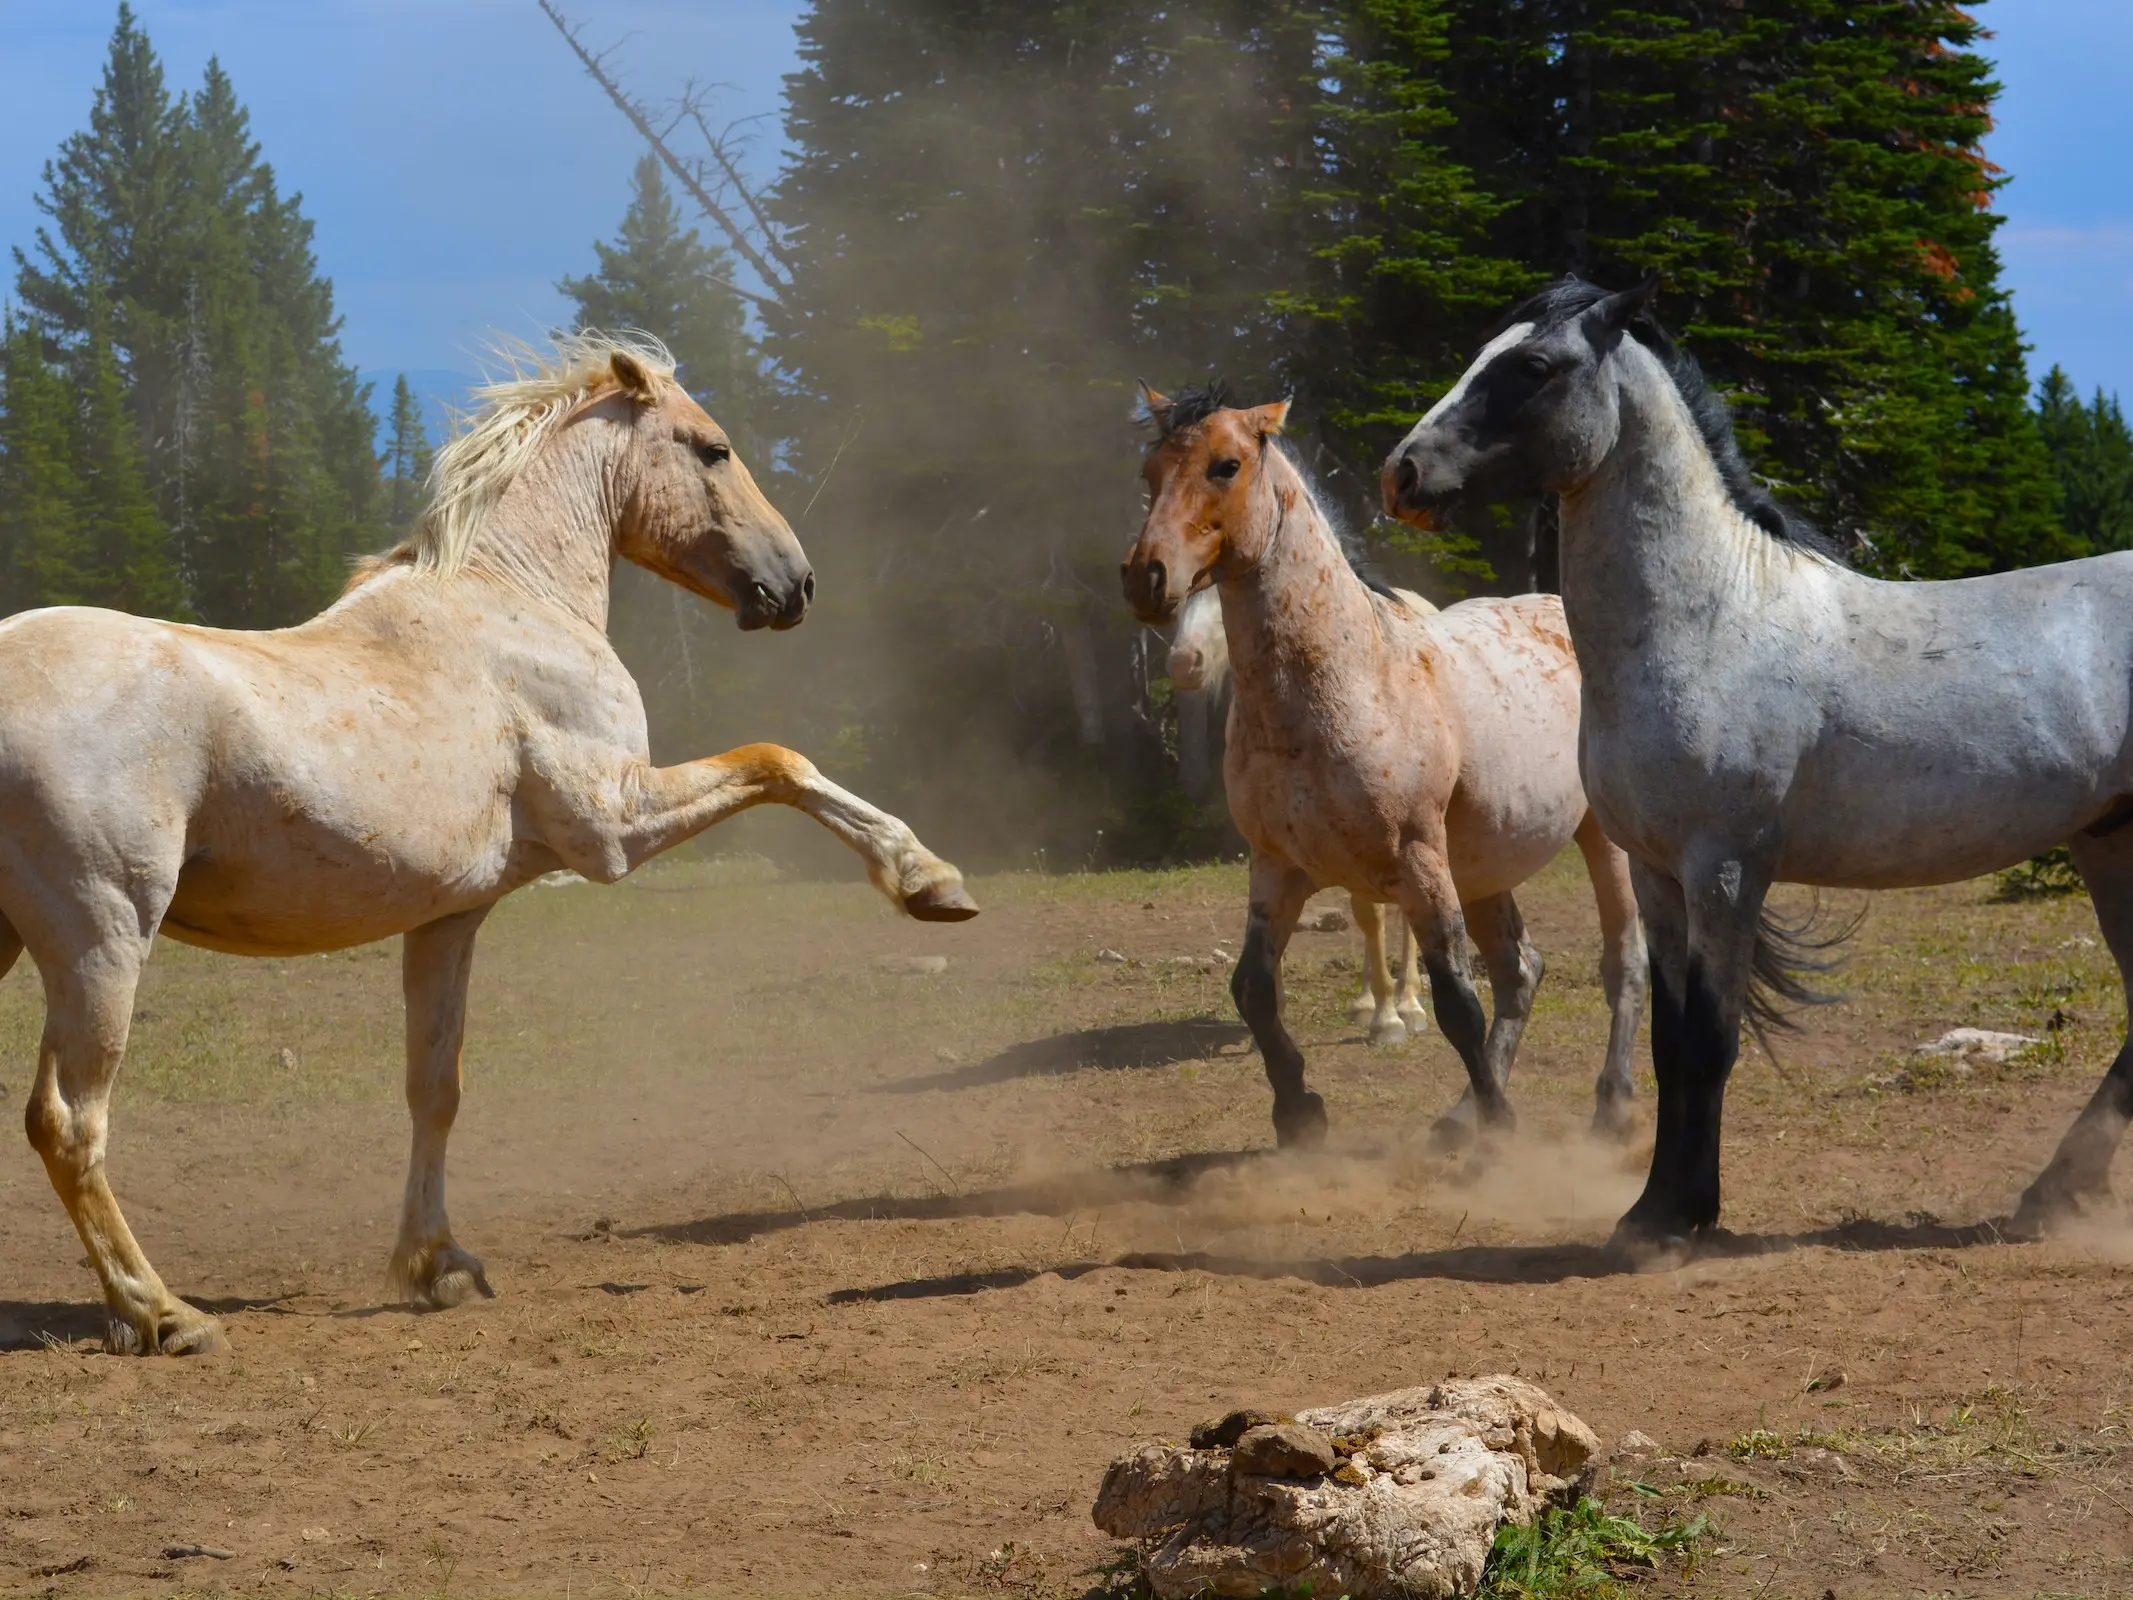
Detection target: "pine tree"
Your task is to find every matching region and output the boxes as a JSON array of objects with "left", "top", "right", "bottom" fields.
[
  {"left": 2037, "top": 367, "right": 2133, "bottom": 556},
  {"left": 0, "top": 315, "right": 92, "bottom": 611},
  {"left": 383, "top": 375, "right": 433, "bottom": 537},
  {"left": 10, "top": 11, "right": 383, "bottom": 625},
  {"left": 559, "top": 154, "right": 766, "bottom": 447},
  {"left": 74, "top": 318, "right": 185, "bottom": 616}
]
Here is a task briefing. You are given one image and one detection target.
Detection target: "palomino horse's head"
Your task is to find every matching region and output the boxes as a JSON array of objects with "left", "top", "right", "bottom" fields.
[
  {"left": 607, "top": 349, "right": 814, "bottom": 631},
  {"left": 1121, "top": 381, "right": 1292, "bottom": 626},
  {"left": 1166, "top": 584, "right": 1229, "bottom": 693},
  {"left": 1381, "top": 275, "right": 1659, "bottom": 528}
]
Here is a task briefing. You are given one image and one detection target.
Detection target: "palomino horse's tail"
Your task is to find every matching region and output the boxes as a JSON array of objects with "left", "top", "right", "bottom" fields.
[{"left": 1745, "top": 894, "right": 1863, "bottom": 1054}]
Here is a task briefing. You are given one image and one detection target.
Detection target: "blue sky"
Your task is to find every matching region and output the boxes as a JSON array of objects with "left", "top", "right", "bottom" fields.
[{"left": 1, "top": 0, "right": 2127, "bottom": 405}]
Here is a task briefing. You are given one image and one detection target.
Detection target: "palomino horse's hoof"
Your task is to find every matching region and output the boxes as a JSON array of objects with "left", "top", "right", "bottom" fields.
[
  {"left": 1273, "top": 1092, "right": 1328, "bottom": 1150},
  {"left": 1397, "top": 1005, "right": 1430, "bottom": 1035},
  {"left": 1366, "top": 1017, "right": 1408, "bottom": 1048},
  {"left": 904, "top": 876, "right": 980, "bottom": 923},
  {"left": 106, "top": 1307, "right": 227, "bottom": 1357}
]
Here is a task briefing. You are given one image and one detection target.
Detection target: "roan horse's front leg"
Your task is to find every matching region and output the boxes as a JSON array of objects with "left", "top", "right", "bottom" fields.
[
  {"left": 1231, "top": 855, "right": 1320, "bottom": 1146},
  {"left": 390, "top": 906, "right": 494, "bottom": 1309},
  {"left": 588, "top": 744, "right": 977, "bottom": 920}
]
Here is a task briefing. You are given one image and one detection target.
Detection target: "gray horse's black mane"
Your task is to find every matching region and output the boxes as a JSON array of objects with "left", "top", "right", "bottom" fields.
[
  {"left": 1144, "top": 380, "right": 1399, "bottom": 599},
  {"left": 1504, "top": 277, "right": 1846, "bottom": 563}
]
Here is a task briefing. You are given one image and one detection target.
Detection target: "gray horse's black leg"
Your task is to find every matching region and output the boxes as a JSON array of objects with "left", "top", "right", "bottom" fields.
[
  {"left": 1232, "top": 855, "right": 1320, "bottom": 1148},
  {"left": 1427, "top": 892, "right": 1537, "bottom": 1146},
  {"left": 2014, "top": 829, "right": 2133, "bottom": 1233}
]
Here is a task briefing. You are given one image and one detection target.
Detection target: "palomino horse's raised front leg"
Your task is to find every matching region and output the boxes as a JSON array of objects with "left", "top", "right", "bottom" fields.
[
  {"left": 2013, "top": 824, "right": 2133, "bottom": 1233},
  {"left": 1231, "top": 855, "right": 1320, "bottom": 1147},
  {"left": 1349, "top": 897, "right": 1430, "bottom": 1046},
  {"left": 564, "top": 743, "right": 976, "bottom": 920},
  {"left": 20, "top": 914, "right": 224, "bottom": 1354},
  {"left": 1576, "top": 812, "right": 1649, "bottom": 1142},
  {"left": 390, "top": 905, "right": 494, "bottom": 1309}
]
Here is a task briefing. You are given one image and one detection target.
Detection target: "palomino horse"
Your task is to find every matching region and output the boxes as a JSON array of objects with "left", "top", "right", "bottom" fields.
[
  {"left": 1386, "top": 275, "right": 2133, "bottom": 1256},
  {"left": 1122, "top": 385, "right": 1646, "bottom": 1148},
  {"left": 1168, "top": 583, "right": 1434, "bottom": 1045},
  {"left": 0, "top": 333, "right": 976, "bottom": 1354}
]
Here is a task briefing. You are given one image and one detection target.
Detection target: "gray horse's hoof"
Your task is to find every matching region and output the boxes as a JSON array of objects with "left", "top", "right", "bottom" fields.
[
  {"left": 1428, "top": 1108, "right": 1476, "bottom": 1152},
  {"left": 1588, "top": 1096, "right": 1637, "bottom": 1145},
  {"left": 1602, "top": 1221, "right": 1694, "bottom": 1274},
  {"left": 2007, "top": 1171, "right": 2112, "bottom": 1240},
  {"left": 1273, "top": 1092, "right": 1328, "bottom": 1150}
]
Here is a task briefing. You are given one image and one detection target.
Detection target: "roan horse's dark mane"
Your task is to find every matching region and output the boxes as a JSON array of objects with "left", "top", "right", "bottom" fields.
[
  {"left": 1504, "top": 277, "right": 1848, "bottom": 564},
  {"left": 1145, "top": 380, "right": 1399, "bottom": 599}
]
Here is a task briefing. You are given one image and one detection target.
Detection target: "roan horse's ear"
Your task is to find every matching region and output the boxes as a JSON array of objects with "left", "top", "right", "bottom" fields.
[
  {"left": 1585, "top": 273, "right": 1662, "bottom": 335},
  {"left": 608, "top": 348, "right": 660, "bottom": 403},
  {"left": 1249, "top": 399, "right": 1292, "bottom": 438},
  {"left": 1135, "top": 380, "right": 1172, "bottom": 428}
]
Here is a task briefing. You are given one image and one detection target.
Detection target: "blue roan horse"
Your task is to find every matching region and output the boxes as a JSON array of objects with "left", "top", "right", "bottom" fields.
[{"left": 1388, "top": 276, "right": 2133, "bottom": 1258}]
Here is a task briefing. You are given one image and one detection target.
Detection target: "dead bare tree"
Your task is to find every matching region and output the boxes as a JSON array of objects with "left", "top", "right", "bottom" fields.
[{"left": 536, "top": 0, "right": 793, "bottom": 313}]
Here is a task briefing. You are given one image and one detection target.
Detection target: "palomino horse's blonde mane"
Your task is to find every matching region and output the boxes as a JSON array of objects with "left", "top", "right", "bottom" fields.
[{"left": 375, "top": 330, "right": 678, "bottom": 581}]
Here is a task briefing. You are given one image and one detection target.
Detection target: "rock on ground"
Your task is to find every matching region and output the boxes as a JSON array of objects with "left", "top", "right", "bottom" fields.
[{"left": 1092, "top": 1376, "right": 1602, "bottom": 1600}]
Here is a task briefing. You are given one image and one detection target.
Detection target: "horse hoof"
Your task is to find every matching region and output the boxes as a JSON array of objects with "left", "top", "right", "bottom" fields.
[
  {"left": 1428, "top": 1111, "right": 1476, "bottom": 1152},
  {"left": 1588, "top": 1100, "right": 1637, "bottom": 1145},
  {"left": 1274, "top": 1093, "right": 1328, "bottom": 1150},
  {"left": 394, "top": 1243, "right": 496, "bottom": 1310},
  {"left": 2007, "top": 1174, "right": 2111, "bottom": 1240},
  {"left": 1604, "top": 1218, "right": 1694, "bottom": 1274},
  {"left": 428, "top": 1261, "right": 495, "bottom": 1310},
  {"left": 904, "top": 876, "right": 980, "bottom": 922},
  {"left": 1397, "top": 1006, "right": 1430, "bottom": 1035},
  {"left": 1347, "top": 997, "right": 1376, "bottom": 1024},
  {"left": 106, "top": 1308, "right": 226, "bottom": 1357},
  {"left": 1367, "top": 1018, "right": 1408, "bottom": 1048}
]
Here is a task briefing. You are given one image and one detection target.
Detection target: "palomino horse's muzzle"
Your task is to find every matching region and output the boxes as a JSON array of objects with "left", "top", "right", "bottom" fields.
[
  {"left": 1121, "top": 555, "right": 1175, "bottom": 626},
  {"left": 737, "top": 568, "right": 816, "bottom": 632}
]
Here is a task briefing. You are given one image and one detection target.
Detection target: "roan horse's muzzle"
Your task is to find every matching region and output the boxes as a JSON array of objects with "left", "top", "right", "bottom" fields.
[{"left": 1120, "top": 555, "right": 1174, "bottom": 626}]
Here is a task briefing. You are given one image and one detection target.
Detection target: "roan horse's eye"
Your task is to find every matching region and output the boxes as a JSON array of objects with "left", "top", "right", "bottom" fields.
[{"left": 1207, "top": 458, "right": 1241, "bottom": 482}]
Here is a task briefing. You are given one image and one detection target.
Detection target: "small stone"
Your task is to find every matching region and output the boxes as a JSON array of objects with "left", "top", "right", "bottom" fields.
[
  {"left": 276, "top": 1048, "right": 297, "bottom": 1073},
  {"left": 874, "top": 954, "right": 948, "bottom": 976},
  {"left": 1231, "top": 1422, "right": 1339, "bottom": 1479},
  {"left": 1914, "top": 1027, "right": 2037, "bottom": 1063},
  {"left": 1190, "top": 1408, "right": 1291, "bottom": 1450},
  {"left": 1306, "top": 908, "right": 1351, "bottom": 933},
  {"left": 1095, "top": 948, "right": 1129, "bottom": 965},
  {"left": 1611, "top": 1429, "right": 1663, "bottom": 1463}
]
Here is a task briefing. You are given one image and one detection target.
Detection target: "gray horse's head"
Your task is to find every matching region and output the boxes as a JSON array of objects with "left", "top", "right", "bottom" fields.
[{"left": 1380, "top": 277, "right": 1660, "bottom": 523}]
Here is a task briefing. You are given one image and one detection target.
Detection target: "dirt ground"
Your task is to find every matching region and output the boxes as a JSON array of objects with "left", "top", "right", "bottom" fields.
[{"left": 0, "top": 837, "right": 2128, "bottom": 1598}]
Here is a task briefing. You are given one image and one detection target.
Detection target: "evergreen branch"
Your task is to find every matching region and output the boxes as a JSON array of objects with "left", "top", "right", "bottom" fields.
[
  {"left": 535, "top": 0, "right": 793, "bottom": 303},
  {"left": 679, "top": 98, "right": 795, "bottom": 276}
]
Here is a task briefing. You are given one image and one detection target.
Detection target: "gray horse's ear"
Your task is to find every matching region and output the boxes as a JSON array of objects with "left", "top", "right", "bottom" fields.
[
  {"left": 609, "top": 348, "right": 659, "bottom": 402},
  {"left": 1587, "top": 273, "right": 1662, "bottom": 335}
]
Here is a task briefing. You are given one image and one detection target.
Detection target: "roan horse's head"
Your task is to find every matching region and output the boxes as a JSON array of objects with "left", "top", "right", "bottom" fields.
[
  {"left": 606, "top": 348, "right": 814, "bottom": 631},
  {"left": 1121, "top": 381, "right": 1292, "bottom": 626},
  {"left": 1380, "top": 275, "right": 1660, "bottom": 528}
]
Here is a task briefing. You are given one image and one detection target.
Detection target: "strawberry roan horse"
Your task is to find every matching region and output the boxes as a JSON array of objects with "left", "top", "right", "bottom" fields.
[
  {"left": 1122, "top": 385, "right": 1645, "bottom": 1148},
  {"left": 1169, "top": 581, "right": 1435, "bottom": 1046},
  {"left": 0, "top": 334, "right": 976, "bottom": 1354}
]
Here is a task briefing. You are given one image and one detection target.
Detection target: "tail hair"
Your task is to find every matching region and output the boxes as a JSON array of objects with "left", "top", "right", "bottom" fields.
[{"left": 1745, "top": 894, "right": 1863, "bottom": 1056}]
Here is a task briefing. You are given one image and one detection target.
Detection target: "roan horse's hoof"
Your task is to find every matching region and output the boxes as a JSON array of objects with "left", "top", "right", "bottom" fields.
[
  {"left": 107, "top": 1305, "right": 226, "bottom": 1357},
  {"left": 903, "top": 876, "right": 981, "bottom": 923},
  {"left": 1273, "top": 1092, "right": 1328, "bottom": 1150}
]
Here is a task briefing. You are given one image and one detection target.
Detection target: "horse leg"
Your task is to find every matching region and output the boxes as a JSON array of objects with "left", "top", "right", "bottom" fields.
[
  {"left": 1395, "top": 915, "right": 1430, "bottom": 1035},
  {"left": 1430, "top": 892, "right": 1541, "bottom": 1136},
  {"left": 388, "top": 906, "right": 494, "bottom": 1309},
  {"left": 582, "top": 744, "right": 977, "bottom": 920},
  {"left": 1350, "top": 895, "right": 1407, "bottom": 1046},
  {"left": 2012, "top": 830, "right": 2133, "bottom": 1233},
  {"left": 1577, "top": 812, "right": 1648, "bottom": 1142},
  {"left": 1231, "top": 854, "right": 1319, "bottom": 1147},
  {"left": 1610, "top": 854, "right": 1763, "bottom": 1259},
  {"left": 24, "top": 928, "right": 220, "bottom": 1354},
  {"left": 1394, "top": 844, "right": 1506, "bottom": 1148}
]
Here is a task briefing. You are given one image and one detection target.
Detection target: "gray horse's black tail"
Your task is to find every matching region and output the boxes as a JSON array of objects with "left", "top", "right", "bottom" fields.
[{"left": 1745, "top": 895, "right": 1863, "bottom": 1054}]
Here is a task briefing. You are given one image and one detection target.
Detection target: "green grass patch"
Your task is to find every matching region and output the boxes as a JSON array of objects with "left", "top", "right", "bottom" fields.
[{"left": 1478, "top": 1498, "right": 1709, "bottom": 1599}]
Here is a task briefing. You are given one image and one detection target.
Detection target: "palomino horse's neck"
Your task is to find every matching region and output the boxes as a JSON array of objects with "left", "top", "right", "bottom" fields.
[
  {"left": 1215, "top": 448, "right": 1385, "bottom": 697},
  {"left": 1557, "top": 343, "right": 1797, "bottom": 664},
  {"left": 458, "top": 410, "right": 629, "bottom": 632}
]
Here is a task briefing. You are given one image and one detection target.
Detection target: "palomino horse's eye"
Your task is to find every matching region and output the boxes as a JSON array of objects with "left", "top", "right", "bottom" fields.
[
  {"left": 1208, "top": 458, "right": 1241, "bottom": 482},
  {"left": 695, "top": 441, "right": 732, "bottom": 465}
]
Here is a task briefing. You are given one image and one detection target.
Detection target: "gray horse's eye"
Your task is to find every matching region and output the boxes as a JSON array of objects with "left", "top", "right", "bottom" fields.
[
  {"left": 1208, "top": 458, "right": 1241, "bottom": 482},
  {"left": 1515, "top": 352, "right": 1553, "bottom": 379}
]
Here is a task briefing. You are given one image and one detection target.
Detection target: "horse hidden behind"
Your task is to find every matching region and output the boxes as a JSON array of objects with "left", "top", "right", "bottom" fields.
[
  {"left": 1122, "top": 385, "right": 1646, "bottom": 1148},
  {"left": 0, "top": 333, "right": 976, "bottom": 1354},
  {"left": 1388, "top": 276, "right": 2133, "bottom": 1256}
]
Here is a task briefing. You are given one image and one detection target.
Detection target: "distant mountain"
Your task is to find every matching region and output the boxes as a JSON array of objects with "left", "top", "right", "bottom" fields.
[{"left": 359, "top": 368, "right": 477, "bottom": 448}]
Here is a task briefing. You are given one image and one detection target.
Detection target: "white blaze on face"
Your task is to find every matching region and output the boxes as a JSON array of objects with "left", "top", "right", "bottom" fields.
[{"left": 1396, "top": 322, "right": 1536, "bottom": 455}]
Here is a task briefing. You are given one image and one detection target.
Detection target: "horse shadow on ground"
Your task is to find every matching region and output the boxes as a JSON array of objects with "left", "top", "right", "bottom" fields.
[
  {"left": 0, "top": 1293, "right": 297, "bottom": 1352},
  {"left": 818, "top": 1212, "right": 2022, "bottom": 1305},
  {"left": 875, "top": 1016, "right": 1250, "bottom": 1095},
  {"left": 630, "top": 1147, "right": 1274, "bottom": 1248}
]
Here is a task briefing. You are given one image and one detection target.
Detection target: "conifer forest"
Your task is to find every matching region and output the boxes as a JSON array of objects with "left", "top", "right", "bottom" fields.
[{"left": 5, "top": 2, "right": 2131, "bottom": 864}]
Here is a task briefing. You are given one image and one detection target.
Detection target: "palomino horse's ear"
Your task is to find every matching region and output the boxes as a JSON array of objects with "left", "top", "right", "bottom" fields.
[
  {"left": 1249, "top": 399, "right": 1292, "bottom": 438},
  {"left": 608, "top": 348, "right": 660, "bottom": 403},
  {"left": 1587, "top": 273, "right": 1662, "bottom": 334}
]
